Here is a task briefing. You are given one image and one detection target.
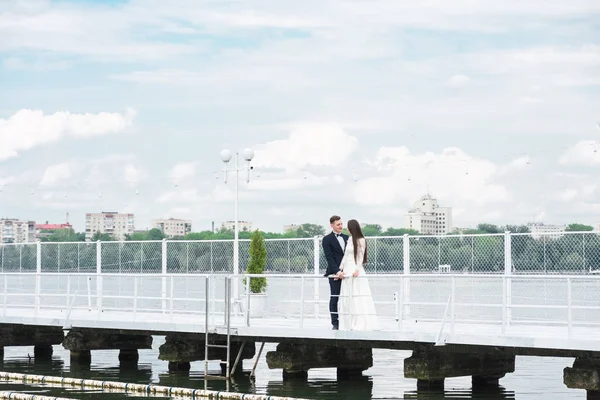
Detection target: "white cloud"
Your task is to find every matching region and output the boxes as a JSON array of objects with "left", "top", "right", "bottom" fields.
[
  {"left": 559, "top": 140, "right": 600, "bottom": 165},
  {"left": 498, "top": 156, "right": 531, "bottom": 174},
  {"left": 0, "top": 175, "right": 15, "bottom": 187},
  {"left": 169, "top": 162, "right": 198, "bottom": 184},
  {"left": 446, "top": 74, "right": 471, "bottom": 87},
  {"left": 3, "top": 56, "right": 72, "bottom": 71},
  {"left": 0, "top": 108, "right": 136, "bottom": 161},
  {"left": 253, "top": 123, "right": 359, "bottom": 171},
  {"left": 354, "top": 146, "right": 511, "bottom": 208},
  {"left": 557, "top": 189, "right": 579, "bottom": 202},
  {"left": 249, "top": 173, "right": 344, "bottom": 191},
  {"left": 156, "top": 188, "right": 205, "bottom": 204},
  {"left": 39, "top": 162, "right": 72, "bottom": 187},
  {"left": 123, "top": 164, "right": 144, "bottom": 186}
]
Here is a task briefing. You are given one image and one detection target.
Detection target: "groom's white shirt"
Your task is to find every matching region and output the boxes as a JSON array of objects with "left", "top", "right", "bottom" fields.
[{"left": 334, "top": 231, "right": 345, "bottom": 251}]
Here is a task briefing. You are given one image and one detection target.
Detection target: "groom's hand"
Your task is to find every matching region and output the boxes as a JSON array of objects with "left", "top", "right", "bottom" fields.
[{"left": 335, "top": 271, "right": 344, "bottom": 280}]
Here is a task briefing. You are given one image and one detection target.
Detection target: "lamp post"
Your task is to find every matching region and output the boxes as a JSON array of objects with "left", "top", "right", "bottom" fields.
[{"left": 220, "top": 148, "right": 255, "bottom": 307}]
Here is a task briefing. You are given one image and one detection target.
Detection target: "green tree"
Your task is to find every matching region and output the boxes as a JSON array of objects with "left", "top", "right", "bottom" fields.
[
  {"left": 147, "top": 228, "right": 166, "bottom": 240},
  {"left": 362, "top": 224, "right": 383, "bottom": 236},
  {"left": 295, "top": 223, "right": 325, "bottom": 238},
  {"left": 41, "top": 228, "right": 85, "bottom": 242},
  {"left": 565, "top": 223, "right": 594, "bottom": 232},
  {"left": 382, "top": 228, "right": 419, "bottom": 236},
  {"left": 504, "top": 225, "right": 530, "bottom": 233},
  {"left": 91, "top": 232, "right": 113, "bottom": 241},
  {"left": 126, "top": 231, "right": 148, "bottom": 240},
  {"left": 476, "top": 224, "right": 501, "bottom": 234},
  {"left": 244, "top": 230, "right": 267, "bottom": 293}
]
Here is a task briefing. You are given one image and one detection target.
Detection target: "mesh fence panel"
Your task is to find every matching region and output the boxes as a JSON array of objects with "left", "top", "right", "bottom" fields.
[
  {"left": 40, "top": 242, "right": 98, "bottom": 273},
  {"left": 409, "top": 235, "right": 505, "bottom": 273},
  {"left": 367, "top": 237, "right": 404, "bottom": 273},
  {"left": 166, "top": 241, "right": 233, "bottom": 273},
  {"left": 266, "top": 239, "right": 314, "bottom": 273},
  {"left": 511, "top": 232, "right": 600, "bottom": 274},
  {"left": 100, "top": 241, "right": 162, "bottom": 273},
  {"left": 0, "top": 243, "right": 37, "bottom": 272}
]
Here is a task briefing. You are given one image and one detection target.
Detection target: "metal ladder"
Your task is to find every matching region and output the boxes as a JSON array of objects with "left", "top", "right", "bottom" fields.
[{"left": 204, "top": 276, "right": 246, "bottom": 381}]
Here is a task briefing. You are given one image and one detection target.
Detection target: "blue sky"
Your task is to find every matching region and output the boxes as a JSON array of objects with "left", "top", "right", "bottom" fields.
[{"left": 1, "top": 0, "right": 599, "bottom": 232}]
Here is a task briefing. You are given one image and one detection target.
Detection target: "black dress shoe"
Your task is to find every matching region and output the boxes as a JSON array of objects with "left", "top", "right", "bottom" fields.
[{"left": 332, "top": 325, "right": 339, "bottom": 330}]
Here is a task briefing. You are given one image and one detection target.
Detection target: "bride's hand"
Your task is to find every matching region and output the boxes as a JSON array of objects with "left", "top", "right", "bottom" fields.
[{"left": 352, "top": 270, "right": 359, "bottom": 277}]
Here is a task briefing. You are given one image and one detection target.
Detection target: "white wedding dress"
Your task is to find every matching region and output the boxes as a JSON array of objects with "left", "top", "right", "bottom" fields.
[{"left": 338, "top": 237, "right": 379, "bottom": 331}]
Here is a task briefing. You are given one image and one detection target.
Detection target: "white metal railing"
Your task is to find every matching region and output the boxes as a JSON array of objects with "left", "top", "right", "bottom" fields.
[
  {"left": 0, "top": 231, "right": 599, "bottom": 276},
  {"left": 1, "top": 272, "right": 599, "bottom": 348}
]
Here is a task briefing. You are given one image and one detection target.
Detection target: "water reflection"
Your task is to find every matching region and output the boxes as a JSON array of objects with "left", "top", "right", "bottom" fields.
[
  {"left": 403, "top": 385, "right": 515, "bottom": 399},
  {"left": 0, "top": 356, "right": 65, "bottom": 373},
  {"left": 266, "top": 375, "right": 373, "bottom": 399},
  {"left": 0, "top": 345, "right": 581, "bottom": 400}
]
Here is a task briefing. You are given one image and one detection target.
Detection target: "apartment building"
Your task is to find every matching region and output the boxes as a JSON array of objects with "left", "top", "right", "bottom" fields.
[
  {"left": 221, "top": 220, "right": 252, "bottom": 232},
  {"left": 152, "top": 218, "right": 192, "bottom": 238},
  {"left": 526, "top": 222, "right": 566, "bottom": 239},
  {"left": 0, "top": 218, "right": 36, "bottom": 244},
  {"left": 85, "top": 212, "right": 134, "bottom": 241}
]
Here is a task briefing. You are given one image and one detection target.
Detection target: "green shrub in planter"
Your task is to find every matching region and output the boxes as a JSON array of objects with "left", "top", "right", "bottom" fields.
[{"left": 244, "top": 229, "right": 267, "bottom": 294}]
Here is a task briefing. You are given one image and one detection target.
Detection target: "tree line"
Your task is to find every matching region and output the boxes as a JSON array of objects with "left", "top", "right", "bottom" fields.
[{"left": 38, "top": 222, "right": 595, "bottom": 243}]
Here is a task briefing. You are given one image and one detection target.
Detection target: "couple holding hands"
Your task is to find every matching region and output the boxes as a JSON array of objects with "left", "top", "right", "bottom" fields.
[{"left": 322, "top": 215, "right": 378, "bottom": 331}]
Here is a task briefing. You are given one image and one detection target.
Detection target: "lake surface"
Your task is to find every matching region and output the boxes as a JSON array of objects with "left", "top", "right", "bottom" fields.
[{"left": 0, "top": 337, "right": 586, "bottom": 399}]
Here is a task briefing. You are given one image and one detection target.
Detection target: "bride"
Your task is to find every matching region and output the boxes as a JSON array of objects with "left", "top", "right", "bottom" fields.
[{"left": 337, "top": 219, "right": 379, "bottom": 331}]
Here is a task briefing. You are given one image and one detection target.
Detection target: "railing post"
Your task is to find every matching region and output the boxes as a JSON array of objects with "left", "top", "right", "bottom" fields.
[
  {"left": 162, "top": 239, "right": 167, "bottom": 313},
  {"left": 246, "top": 276, "right": 251, "bottom": 327},
  {"left": 567, "top": 277, "right": 572, "bottom": 338},
  {"left": 504, "top": 231, "right": 512, "bottom": 327},
  {"left": 403, "top": 234, "right": 411, "bottom": 319},
  {"left": 36, "top": 240, "right": 41, "bottom": 272},
  {"left": 96, "top": 240, "right": 102, "bottom": 310},
  {"left": 313, "top": 236, "right": 320, "bottom": 318},
  {"left": 133, "top": 276, "right": 139, "bottom": 318},
  {"left": 300, "top": 276, "right": 305, "bottom": 328},
  {"left": 35, "top": 240, "right": 41, "bottom": 314},
  {"left": 450, "top": 276, "right": 455, "bottom": 336}
]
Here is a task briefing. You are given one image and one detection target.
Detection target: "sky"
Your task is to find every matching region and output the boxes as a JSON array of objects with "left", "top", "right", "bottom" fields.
[{"left": 0, "top": 0, "right": 599, "bottom": 233}]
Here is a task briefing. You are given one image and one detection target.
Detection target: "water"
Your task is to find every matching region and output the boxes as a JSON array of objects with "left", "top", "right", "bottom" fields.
[{"left": 0, "top": 337, "right": 586, "bottom": 399}]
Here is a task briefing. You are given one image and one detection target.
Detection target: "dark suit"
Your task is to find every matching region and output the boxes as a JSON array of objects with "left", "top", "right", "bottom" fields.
[{"left": 322, "top": 231, "right": 348, "bottom": 328}]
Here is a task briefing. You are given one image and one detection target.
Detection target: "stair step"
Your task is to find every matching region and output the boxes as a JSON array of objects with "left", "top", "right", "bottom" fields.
[{"left": 206, "top": 344, "right": 228, "bottom": 349}]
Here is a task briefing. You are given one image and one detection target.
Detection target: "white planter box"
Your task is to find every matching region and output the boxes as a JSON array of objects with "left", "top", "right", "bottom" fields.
[{"left": 242, "top": 293, "right": 268, "bottom": 318}]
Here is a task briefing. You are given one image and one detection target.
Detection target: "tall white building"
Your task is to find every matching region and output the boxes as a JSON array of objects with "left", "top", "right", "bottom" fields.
[
  {"left": 85, "top": 212, "right": 134, "bottom": 241},
  {"left": 405, "top": 194, "right": 453, "bottom": 235},
  {"left": 0, "top": 218, "right": 36, "bottom": 244},
  {"left": 526, "top": 222, "right": 566, "bottom": 239},
  {"left": 221, "top": 220, "right": 252, "bottom": 232},
  {"left": 152, "top": 218, "right": 192, "bottom": 238}
]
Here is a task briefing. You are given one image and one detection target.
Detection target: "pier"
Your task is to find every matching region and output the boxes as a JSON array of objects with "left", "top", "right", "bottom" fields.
[{"left": 0, "top": 232, "right": 599, "bottom": 397}]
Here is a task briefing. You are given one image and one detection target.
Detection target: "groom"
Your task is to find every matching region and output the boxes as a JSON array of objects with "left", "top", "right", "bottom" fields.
[{"left": 322, "top": 215, "right": 348, "bottom": 330}]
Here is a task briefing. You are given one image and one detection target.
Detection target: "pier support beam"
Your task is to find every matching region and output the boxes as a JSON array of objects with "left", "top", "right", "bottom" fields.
[
  {"left": 266, "top": 343, "right": 373, "bottom": 379},
  {"left": 0, "top": 324, "right": 63, "bottom": 360},
  {"left": 33, "top": 345, "right": 54, "bottom": 359},
  {"left": 404, "top": 346, "right": 515, "bottom": 389},
  {"left": 158, "top": 333, "right": 255, "bottom": 375},
  {"left": 564, "top": 357, "right": 600, "bottom": 399},
  {"left": 62, "top": 328, "right": 151, "bottom": 366}
]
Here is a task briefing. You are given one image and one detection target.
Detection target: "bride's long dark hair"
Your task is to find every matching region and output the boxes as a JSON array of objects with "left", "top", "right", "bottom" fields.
[{"left": 347, "top": 219, "right": 367, "bottom": 265}]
